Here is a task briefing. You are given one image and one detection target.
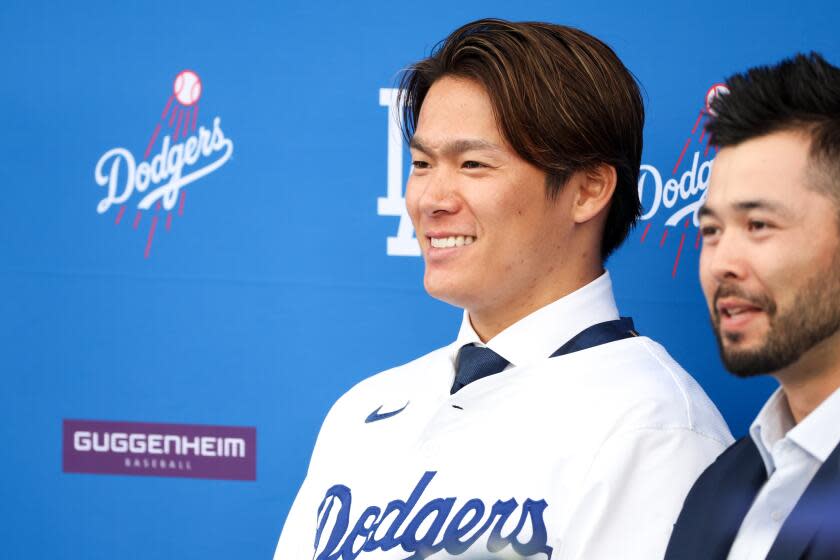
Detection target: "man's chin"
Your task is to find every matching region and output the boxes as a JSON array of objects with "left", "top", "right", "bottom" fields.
[
  {"left": 720, "top": 349, "right": 773, "bottom": 378},
  {"left": 716, "top": 332, "right": 774, "bottom": 378},
  {"left": 718, "top": 336, "right": 800, "bottom": 378},
  {"left": 422, "top": 277, "right": 468, "bottom": 308}
]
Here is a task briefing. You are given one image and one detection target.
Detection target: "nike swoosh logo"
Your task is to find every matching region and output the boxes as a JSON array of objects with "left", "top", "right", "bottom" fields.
[{"left": 365, "top": 401, "right": 409, "bottom": 423}]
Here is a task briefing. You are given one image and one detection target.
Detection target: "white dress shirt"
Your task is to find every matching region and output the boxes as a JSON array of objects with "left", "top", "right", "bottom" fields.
[
  {"left": 275, "top": 272, "right": 732, "bottom": 559},
  {"left": 728, "top": 386, "right": 840, "bottom": 560}
]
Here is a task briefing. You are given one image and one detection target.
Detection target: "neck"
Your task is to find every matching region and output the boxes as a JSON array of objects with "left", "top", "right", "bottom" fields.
[
  {"left": 777, "top": 330, "right": 840, "bottom": 424},
  {"left": 469, "top": 264, "right": 604, "bottom": 342}
]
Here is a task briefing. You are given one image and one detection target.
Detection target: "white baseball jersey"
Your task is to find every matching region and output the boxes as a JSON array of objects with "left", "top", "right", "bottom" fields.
[{"left": 274, "top": 273, "right": 733, "bottom": 559}]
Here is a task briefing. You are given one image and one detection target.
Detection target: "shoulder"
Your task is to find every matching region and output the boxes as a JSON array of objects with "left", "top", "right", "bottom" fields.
[
  {"left": 304, "top": 344, "right": 454, "bottom": 470},
  {"left": 674, "top": 436, "right": 761, "bottom": 498},
  {"left": 636, "top": 337, "right": 733, "bottom": 444},
  {"left": 695, "top": 435, "right": 760, "bottom": 480},
  {"left": 340, "top": 343, "right": 453, "bottom": 400},
  {"left": 676, "top": 435, "right": 762, "bottom": 515},
  {"left": 323, "top": 343, "right": 454, "bottom": 423},
  {"left": 549, "top": 336, "right": 733, "bottom": 446}
]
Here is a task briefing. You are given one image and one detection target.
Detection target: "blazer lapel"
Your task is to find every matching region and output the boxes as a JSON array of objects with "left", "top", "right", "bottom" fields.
[
  {"left": 766, "top": 443, "right": 840, "bottom": 560},
  {"left": 703, "top": 440, "right": 769, "bottom": 558},
  {"left": 666, "top": 437, "right": 767, "bottom": 560}
]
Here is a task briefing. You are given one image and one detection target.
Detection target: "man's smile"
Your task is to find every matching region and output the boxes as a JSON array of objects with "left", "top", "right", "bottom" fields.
[
  {"left": 429, "top": 235, "right": 476, "bottom": 248},
  {"left": 715, "top": 297, "right": 767, "bottom": 334}
]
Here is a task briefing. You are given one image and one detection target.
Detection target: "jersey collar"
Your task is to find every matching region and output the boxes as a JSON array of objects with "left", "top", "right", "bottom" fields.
[{"left": 452, "top": 271, "right": 620, "bottom": 368}]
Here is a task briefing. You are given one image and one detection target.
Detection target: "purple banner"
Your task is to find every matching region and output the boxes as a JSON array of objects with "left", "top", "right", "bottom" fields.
[{"left": 63, "top": 419, "right": 256, "bottom": 481}]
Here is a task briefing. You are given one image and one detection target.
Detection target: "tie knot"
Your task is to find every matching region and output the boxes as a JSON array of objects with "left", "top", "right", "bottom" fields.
[{"left": 451, "top": 344, "right": 510, "bottom": 395}]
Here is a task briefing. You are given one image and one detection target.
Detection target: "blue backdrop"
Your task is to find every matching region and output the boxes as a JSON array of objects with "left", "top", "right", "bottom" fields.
[{"left": 1, "top": 0, "right": 838, "bottom": 557}]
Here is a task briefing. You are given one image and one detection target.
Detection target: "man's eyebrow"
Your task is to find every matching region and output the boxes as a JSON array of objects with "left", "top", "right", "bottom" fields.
[
  {"left": 698, "top": 205, "right": 716, "bottom": 219},
  {"left": 409, "top": 136, "right": 503, "bottom": 157},
  {"left": 699, "top": 199, "right": 793, "bottom": 219},
  {"left": 732, "top": 199, "right": 792, "bottom": 216}
]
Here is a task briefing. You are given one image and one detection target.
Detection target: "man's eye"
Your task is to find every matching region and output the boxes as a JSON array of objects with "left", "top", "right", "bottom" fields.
[
  {"left": 462, "top": 160, "right": 486, "bottom": 169},
  {"left": 748, "top": 220, "right": 768, "bottom": 232},
  {"left": 700, "top": 225, "right": 720, "bottom": 237},
  {"left": 411, "top": 160, "right": 430, "bottom": 170}
]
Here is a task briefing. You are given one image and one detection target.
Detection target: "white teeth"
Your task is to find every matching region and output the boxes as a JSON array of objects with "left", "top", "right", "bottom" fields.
[
  {"left": 723, "top": 307, "right": 756, "bottom": 317},
  {"left": 430, "top": 236, "right": 476, "bottom": 248}
]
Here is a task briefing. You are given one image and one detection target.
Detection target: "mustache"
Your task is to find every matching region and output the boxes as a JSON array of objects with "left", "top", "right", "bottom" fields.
[{"left": 712, "top": 284, "right": 776, "bottom": 318}]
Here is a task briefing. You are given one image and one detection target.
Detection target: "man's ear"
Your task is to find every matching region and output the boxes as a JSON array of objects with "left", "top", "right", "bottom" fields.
[{"left": 572, "top": 164, "right": 617, "bottom": 224}]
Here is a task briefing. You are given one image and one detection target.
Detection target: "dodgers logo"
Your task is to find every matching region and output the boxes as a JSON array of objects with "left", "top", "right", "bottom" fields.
[
  {"left": 376, "top": 84, "right": 730, "bottom": 278},
  {"left": 93, "top": 70, "right": 234, "bottom": 258},
  {"left": 313, "top": 471, "right": 552, "bottom": 559},
  {"left": 635, "top": 83, "right": 729, "bottom": 277}
]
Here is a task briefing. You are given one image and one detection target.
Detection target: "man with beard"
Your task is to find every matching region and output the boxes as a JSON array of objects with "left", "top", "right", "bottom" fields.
[{"left": 665, "top": 52, "right": 840, "bottom": 560}]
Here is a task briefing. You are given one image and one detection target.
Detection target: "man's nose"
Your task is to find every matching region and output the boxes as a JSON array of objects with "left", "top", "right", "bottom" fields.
[
  {"left": 704, "top": 231, "right": 749, "bottom": 282},
  {"left": 415, "top": 167, "right": 461, "bottom": 217}
]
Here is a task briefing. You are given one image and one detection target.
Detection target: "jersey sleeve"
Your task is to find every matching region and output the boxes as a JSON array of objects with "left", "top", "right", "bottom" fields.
[{"left": 554, "top": 426, "right": 728, "bottom": 560}]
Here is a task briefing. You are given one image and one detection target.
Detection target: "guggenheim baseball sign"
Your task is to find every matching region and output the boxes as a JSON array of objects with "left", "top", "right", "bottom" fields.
[{"left": 62, "top": 419, "right": 256, "bottom": 481}]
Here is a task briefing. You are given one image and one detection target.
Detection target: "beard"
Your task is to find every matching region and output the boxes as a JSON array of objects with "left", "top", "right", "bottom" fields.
[{"left": 712, "top": 255, "right": 840, "bottom": 377}]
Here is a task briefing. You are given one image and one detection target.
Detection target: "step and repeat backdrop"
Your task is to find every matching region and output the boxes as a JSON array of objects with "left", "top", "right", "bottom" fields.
[{"left": 1, "top": 0, "right": 838, "bottom": 557}]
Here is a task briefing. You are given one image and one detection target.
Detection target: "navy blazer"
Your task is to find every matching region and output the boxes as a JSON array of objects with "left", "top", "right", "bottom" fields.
[{"left": 665, "top": 435, "right": 840, "bottom": 560}]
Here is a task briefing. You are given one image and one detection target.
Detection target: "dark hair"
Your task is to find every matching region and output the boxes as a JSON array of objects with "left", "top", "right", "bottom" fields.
[
  {"left": 708, "top": 53, "right": 840, "bottom": 204},
  {"left": 397, "top": 18, "right": 644, "bottom": 261}
]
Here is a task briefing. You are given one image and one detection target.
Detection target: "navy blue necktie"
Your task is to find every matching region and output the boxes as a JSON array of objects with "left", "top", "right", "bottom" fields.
[{"left": 451, "top": 345, "right": 509, "bottom": 395}]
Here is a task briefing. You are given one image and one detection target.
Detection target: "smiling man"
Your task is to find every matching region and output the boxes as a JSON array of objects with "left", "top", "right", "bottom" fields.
[
  {"left": 665, "top": 53, "right": 840, "bottom": 560},
  {"left": 274, "top": 19, "right": 731, "bottom": 559}
]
